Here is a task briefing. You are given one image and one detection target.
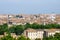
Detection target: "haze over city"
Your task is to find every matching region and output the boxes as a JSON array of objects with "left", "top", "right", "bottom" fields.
[
  {"left": 0, "top": 0, "right": 60, "bottom": 40},
  {"left": 0, "top": 0, "right": 60, "bottom": 14}
]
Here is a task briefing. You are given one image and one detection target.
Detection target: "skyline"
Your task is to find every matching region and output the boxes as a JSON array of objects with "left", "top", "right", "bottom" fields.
[{"left": 0, "top": 0, "right": 60, "bottom": 14}]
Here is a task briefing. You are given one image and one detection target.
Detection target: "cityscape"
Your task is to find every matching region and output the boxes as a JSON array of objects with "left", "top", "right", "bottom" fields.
[
  {"left": 0, "top": 14, "right": 60, "bottom": 40},
  {"left": 0, "top": 0, "right": 60, "bottom": 40},
  {"left": 0, "top": 14, "right": 60, "bottom": 25}
]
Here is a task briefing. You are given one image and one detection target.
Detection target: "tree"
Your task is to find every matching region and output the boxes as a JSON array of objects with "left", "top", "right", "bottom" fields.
[
  {"left": 27, "top": 37, "right": 30, "bottom": 40},
  {"left": 25, "top": 23, "right": 31, "bottom": 29},
  {"left": 0, "top": 25, "right": 4, "bottom": 35},
  {"left": 35, "top": 38, "right": 41, "bottom": 40},
  {"left": 1, "top": 34, "right": 16, "bottom": 40},
  {"left": 9, "top": 25, "right": 25, "bottom": 35},
  {"left": 17, "top": 36, "right": 27, "bottom": 40},
  {"left": 54, "top": 33, "right": 60, "bottom": 40},
  {"left": 31, "top": 23, "right": 40, "bottom": 29},
  {"left": 9, "top": 26, "right": 15, "bottom": 33},
  {"left": 15, "top": 25, "right": 25, "bottom": 35},
  {"left": 0, "top": 23, "right": 8, "bottom": 35},
  {"left": 2, "top": 23, "right": 8, "bottom": 32},
  {"left": 43, "top": 36, "right": 48, "bottom": 40}
]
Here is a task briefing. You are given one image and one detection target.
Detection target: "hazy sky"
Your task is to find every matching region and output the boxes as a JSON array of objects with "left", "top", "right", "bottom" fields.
[{"left": 0, "top": 0, "right": 60, "bottom": 14}]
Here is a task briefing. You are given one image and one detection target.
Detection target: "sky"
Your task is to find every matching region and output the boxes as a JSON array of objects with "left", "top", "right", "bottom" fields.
[{"left": 0, "top": 0, "right": 60, "bottom": 14}]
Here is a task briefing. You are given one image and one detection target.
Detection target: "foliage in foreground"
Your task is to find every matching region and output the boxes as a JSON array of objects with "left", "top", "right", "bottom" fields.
[
  {"left": 0, "top": 33, "right": 60, "bottom": 40},
  {"left": 0, "top": 34, "right": 30, "bottom": 40}
]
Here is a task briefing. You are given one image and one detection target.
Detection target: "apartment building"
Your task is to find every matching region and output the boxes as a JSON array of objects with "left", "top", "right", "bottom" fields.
[
  {"left": 44, "top": 29, "right": 60, "bottom": 37},
  {"left": 24, "top": 28, "right": 44, "bottom": 40},
  {"left": 24, "top": 28, "right": 60, "bottom": 40}
]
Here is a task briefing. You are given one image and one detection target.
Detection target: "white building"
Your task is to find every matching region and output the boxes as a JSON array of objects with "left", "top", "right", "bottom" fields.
[
  {"left": 44, "top": 29, "right": 60, "bottom": 37},
  {"left": 24, "top": 28, "right": 44, "bottom": 40},
  {"left": 24, "top": 28, "right": 60, "bottom": 40}
]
